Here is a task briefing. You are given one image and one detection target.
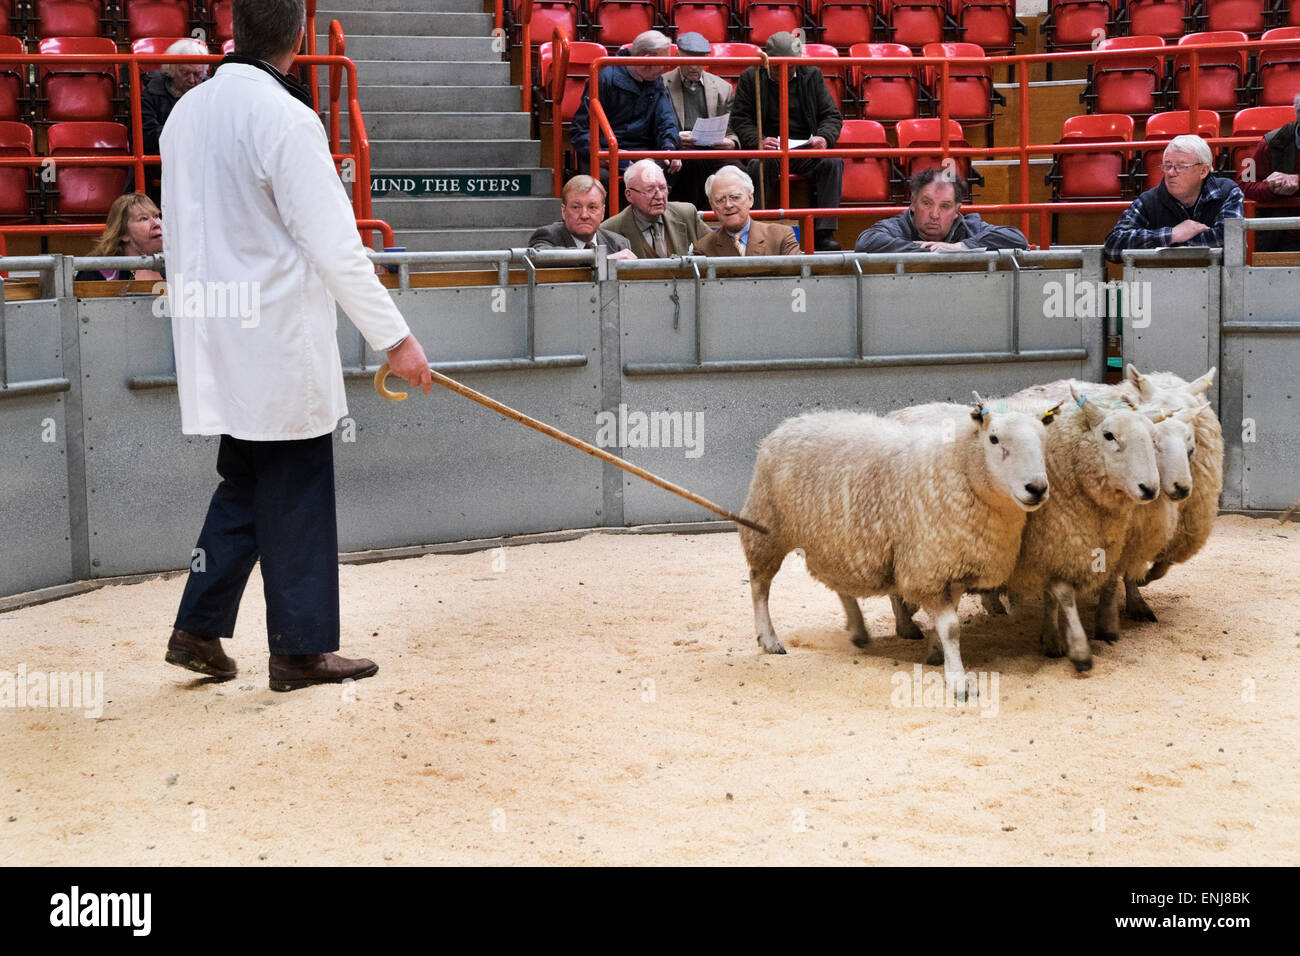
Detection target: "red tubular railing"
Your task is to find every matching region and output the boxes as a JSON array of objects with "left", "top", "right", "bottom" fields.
[
  {"left": 521, "top": 0, "right": 534, "bottom": 116},
  {"left": 586, "top": 35, "right": 1292, "bottom": 249},
  {"left": 550, "top": 27, "right": 569, "bottom": 194},
  {"left": 306, "top": 0, "right": 319, "bottom": 113}
]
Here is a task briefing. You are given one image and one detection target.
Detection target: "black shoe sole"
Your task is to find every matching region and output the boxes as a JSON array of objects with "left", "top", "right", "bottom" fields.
[
  {"left": 269, "top": 663, "right": 379, "bottom": 693},
  {"left": 165, "top": 648, "right": 237, "bottom": 681}
]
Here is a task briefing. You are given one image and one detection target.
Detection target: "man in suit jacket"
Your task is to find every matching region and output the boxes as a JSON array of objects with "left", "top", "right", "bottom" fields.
[
  {"left": 529, "top": 175, "right": 635, "bottom": 256},
  {"left": 602, "top": 159, "right": 708, "bottom": 258},
  {"left": 661, "top": 31, "right": 740, "bottom": 207},
  {"left": 693, "top": 165, "right": 801, "bottom": 257}
]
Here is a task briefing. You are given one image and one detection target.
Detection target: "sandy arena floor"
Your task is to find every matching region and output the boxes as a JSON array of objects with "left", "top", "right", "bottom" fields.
[{"left": 0, "top": 514, "right": 1297, "bottom": 866}]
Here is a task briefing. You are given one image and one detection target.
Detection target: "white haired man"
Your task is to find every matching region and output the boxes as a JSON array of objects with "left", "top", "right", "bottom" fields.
[
  {"left": 142, "top": 38, "right": 210, "bottom": 158},
  {"left": 692, "top": 165, "right": 800, "bottom": 256},
  {"left": 1234, "top": 93, "right": 1300, "bottom": 250},
  {"left": 1105, "top": 134, "right": 1243, "bottom": 263},
  {"left": 601, "top": 158, "right": 708, "bottom": 257}
]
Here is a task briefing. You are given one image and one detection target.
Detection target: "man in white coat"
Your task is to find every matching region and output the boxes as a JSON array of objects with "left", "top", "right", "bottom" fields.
[{"left": 161, "top": 0, "right": 432, "bottom": 691}]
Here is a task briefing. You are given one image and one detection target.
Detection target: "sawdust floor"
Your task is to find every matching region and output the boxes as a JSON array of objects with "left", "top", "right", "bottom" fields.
[{"left": 1, "top": 514, "right": 1297, "bottom": 865}]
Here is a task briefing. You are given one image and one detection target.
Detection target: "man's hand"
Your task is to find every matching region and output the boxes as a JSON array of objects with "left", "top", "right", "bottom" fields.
[
  {"left": 1170, "top": 219, "right": 1211, "bottom": 244},
  {"left": 761, "top": 136, "right": 781, "bottom": 150},
  {"left": 607, "top": 248, "right": 637, "bottom": 260},
  {"left": 806, "top": 135, "right": 828, "bottom": 150},
  {"left": 665, "top": 158, "right": 682, "bottom": 173},
  {"left": 678, "top": 130, "right": 696, "bottom": 147},
  {"left": 1265, "top": 170, "right": 1300, "bottom": 195},
  {"left": 915, "top": 240, "right": 966, "bottom": 252},
  {"left": 386, "top": 334, "right": 432, "bottom": 395},
  {"left": 715, "top": 136, "right": 736, "bottom": 150}
]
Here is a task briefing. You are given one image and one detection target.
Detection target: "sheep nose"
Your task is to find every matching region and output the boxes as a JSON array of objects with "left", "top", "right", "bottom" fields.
[
  {"left": 1024, "top": 482, "right": 1047, "bottom": 501},
  {"left": 1171, "top": 483, "right": 1190, "bottom": 500},
  {"left": 1139, "top": 483, "right": 1157, "bottom": 500}
]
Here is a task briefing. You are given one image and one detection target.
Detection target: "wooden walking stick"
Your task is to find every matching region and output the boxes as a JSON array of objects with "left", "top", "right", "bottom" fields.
[{"left": 373, "top": 364, "right": 769, "bottom": 534}]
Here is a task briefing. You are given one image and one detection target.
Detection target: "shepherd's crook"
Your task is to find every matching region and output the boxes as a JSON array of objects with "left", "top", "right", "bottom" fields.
[{"left": 374, "top": 363, "right": 769, "bottom": 534}]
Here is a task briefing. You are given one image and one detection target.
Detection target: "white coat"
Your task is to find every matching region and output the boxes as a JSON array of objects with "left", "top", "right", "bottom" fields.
[{"left": 161, "top": 62, "right": 410, "bottom": 441}]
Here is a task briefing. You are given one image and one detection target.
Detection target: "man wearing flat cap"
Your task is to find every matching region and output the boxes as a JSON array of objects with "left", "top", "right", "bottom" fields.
[
  {"left": 662, "top": 31, "right": 740, "bottom": 208},
  {"left": 729, "top": 30, "right": 844, "bottom": 251}
]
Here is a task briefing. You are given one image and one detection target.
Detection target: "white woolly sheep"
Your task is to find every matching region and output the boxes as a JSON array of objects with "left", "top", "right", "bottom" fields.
[{"left": 738, "top": 395, "right": 1056, "bottom": 699}]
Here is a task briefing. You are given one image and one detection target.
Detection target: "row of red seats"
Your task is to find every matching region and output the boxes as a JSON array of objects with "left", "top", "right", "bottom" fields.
[
  {"left": 1045, "top": 0, "right": 1300, "bottom": 49},
  {"left": 1, "top": 34, "right": 230, "bottom": 125},
  {"left": 514, "top": 0, "right": 1024, "bottom": 54},
  {"left": 1048, "top": 104, "right": 1295, "bottom": 198},
  {"left": 0, "top": 1, "right": 230, "bottom": 44},
  {"left": 538, "top": 39, "right": 1005, "bottom": 129},
  {"left": 0, "top": 118, "right": 131, "bottom": 220},
  {"left": 1081, "top": 28, "right": 1300, "bottom": 117}
]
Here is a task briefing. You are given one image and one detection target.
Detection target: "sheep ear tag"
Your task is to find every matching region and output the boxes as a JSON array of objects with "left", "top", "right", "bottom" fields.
[
  {"left": 1040, "top": 401, "right": 1063, "bottom": 425},
  {"left": 970, "top": 391, "right": 990, "bottom": 425}
]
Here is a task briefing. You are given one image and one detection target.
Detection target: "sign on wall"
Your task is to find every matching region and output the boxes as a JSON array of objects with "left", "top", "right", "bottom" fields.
[{"left": 371, "top": 174, "right": 530, "bottom": 197}]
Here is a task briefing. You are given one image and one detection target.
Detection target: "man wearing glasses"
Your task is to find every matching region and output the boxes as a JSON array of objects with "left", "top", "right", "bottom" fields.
[
  {"left": 1104, "top": 134, "right": 1243, "bottom": 263},
  {"left": 692, "top": 165, "right": 800, "bottom": 257},
  {"left": 602, "top": 159, "right": 708, "bottom": 257}
]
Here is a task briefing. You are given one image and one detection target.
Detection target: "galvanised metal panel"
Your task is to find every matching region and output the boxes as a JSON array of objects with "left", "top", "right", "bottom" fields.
[
  {"left": 0, "top": 300, "right": 74, "bottom": 596},
  {"left": 862, "top": 272, "right": 1009, "bottom": 356},
  {"left": 1240, "top": 337, "right": 1300, "bottom": 510},
  {"left": 1123, "top": 265, "right": 1219, "bottom": 383}
]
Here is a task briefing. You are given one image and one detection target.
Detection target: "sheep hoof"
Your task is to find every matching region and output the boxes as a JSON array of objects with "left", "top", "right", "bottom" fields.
[
  {"left": 1071, "top": 657, "right": 1093, "bottom": 673},
  {"left": 757, "top": 636, "right": 787, "bottom": 655},
  {"left": 851, "top": 634, "right": 870, "bottom": 649},
  {"left": 1126, "top": 606, "right": 1158, "bottom": 623},
  {"left": 925, "top": 647, "right": 944, "bottom": 666},
  {"left": 1043, "top": 644, "right": 1067, "bottom": 659},
  {"left": 1095, "top": 630, "right": 1120, "bottom": 645}
]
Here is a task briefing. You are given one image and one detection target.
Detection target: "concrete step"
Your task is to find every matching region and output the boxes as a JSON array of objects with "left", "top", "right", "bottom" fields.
[
  {"left": 314, "top": 11, "right": 492, "bottom": 36},
  {"left": 347, "top": 59, "right": 510, "bottom": 86},
  {"left": 348, "top": 111, "right": 530, "bottom": 140},
  {"left": 320, "top": 34, "right": 499, "bottom": 61},
  {"left": 335, "top": 85, "right": 521, "bottom": 113},
  {"left": 319, "top": 0, "right": 485, "bottom": 13},
  {"left": 371, "top": 167, "right": 555, "bottom": 197},
  {"left": 367, "top": 138, "right": 541, "bottom": 168},
  {"left": 372, "top": 196, "right": 559, "bottom": 229},
  {"left": 392, "top": 227, "right": 543, "bottom": 254}
]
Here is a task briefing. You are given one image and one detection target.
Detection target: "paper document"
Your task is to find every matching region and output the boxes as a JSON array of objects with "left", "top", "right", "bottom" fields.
[
  {"left": 787, "top": 138, "right": 811, "bottom": 149},
  {"left": 690, "top": 113, "right": 730, "bottom": 146}
]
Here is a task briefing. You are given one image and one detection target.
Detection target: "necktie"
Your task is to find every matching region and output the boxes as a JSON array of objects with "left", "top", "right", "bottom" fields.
[
  {"left": 652, "top": 222, "right": 666, "bottom": 257},
  {"left": 584, "top": 240, "right": 596, "bottom": 250},
  {"left": 733, "top": 233, "right": 746, "bottom": 255}
]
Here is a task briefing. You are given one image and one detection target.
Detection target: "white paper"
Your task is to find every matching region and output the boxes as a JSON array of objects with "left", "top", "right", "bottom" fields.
[
  {"left": 690, "top": 113, "right": 730, "bottom": 147},
  {"left": 787, "top": 138, "right": 811, "bottom": 149}
]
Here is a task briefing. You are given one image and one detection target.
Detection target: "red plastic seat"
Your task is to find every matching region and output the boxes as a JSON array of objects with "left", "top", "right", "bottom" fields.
[
  {"left": 850, "top": 42, "right": 921, "bottom": 122},
  {"left": 885, "top": 0, "right": 945, "bottom": 49},
  {"left": 1043, "top": 0, "right": 1116, "bottom": 52},
  {"left": 0, "top": 2, "right": 15, "bottom": 38},
  {"left": 209, "top": 0, "right": 232, "bottom": 43},
  {"left": 808, "top": 0, "right": 877, "bottom": 49},
  {"left": 738, "top": 0, "right": 805, "bottom": 45},
  {"left": 1256, "top": 26, "right": 1300, "bottom": 107},
  {"left": 130, "top": 36, "right": 187, "bottom": 56},
  {"left": 896, "top": 117, "right": 976, "bottom": 185},
  {"left": 921, "top": 42, "right": 1000, "bottom": 125},
  {"left": 666, "top": 0, "right": 730, "bottom": 43},
  {"left": 539, "top": 40, "right": 607, "bottom": 124},
  {"left": 838, "top": 118, "right": 892, "bottom": 202},
  {"left": 1088, "top": 35, "right": 1167, "bottom": 117},
  {"left": 34, "top": 0, "right": 106, "bottom": 38},
  {"left": 0, "top": 35, "right": 26, "bottom": 122},
  {"left": 1138, "top": 109, "right": 1218, "bottom": 188},
  {"left": 1172, "top": 31, "right": 1248, "bottom": 112},
  {"left": 951, "top": 0, "right": 1024, "bottom": 56},
  {"left": 124, "top": 1, "right": 190, "bottom": 41},
  {"left": 45, "top": 120, "right": 130, "bottom": 219},
  {"left": 39, "top": 36, "right": 119, "bottom": 123},
  {"left": 1201, "top": 0, "right": 1269, "bottom": 38},
  {"left": 1048, "top": 113, "right": 1134, "bottom": 199},
  {"left": 1121, "top": 0, "right": 1190, "bottom": 41},
  {"left": 0, "top": 119, "right": 34, "bottom": 219},
  {"left": 1230, "top": 104, "right": 1295, "bottom": 177},
  {"left": 803, "top": 42, "right": 845, "bottom": 110},
  {"left": 590, "top": 1, "right": 658, "bottom": 47},
  {"left": 221, "top": 38, "right": 233, "bottom": 55},
  {"left": 709, "top": 42, "right": 763, "bottom": 82}
]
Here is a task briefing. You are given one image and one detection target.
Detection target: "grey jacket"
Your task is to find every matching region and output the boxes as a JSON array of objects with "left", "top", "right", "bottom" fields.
[
  {"left": 528, "top": 222, "right": 632, "bottom": 251},
  {"left": 854, "top": 209, "right": 1029, "bottom": 252}
]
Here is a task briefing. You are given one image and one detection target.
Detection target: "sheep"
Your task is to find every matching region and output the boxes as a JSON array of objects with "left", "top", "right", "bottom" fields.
[
  {"left": 738, "top": 394, "right": 1056, "bottom": 699},
  {"left": 1004, "top": 386, "right": 1162, "bottom": 671}
]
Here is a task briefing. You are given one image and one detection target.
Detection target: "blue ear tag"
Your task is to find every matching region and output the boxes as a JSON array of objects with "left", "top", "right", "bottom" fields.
[
  {"left": 1076, "top": 394, "right": 1087, "bottom": 407},
  {"left": 981, "top": 407, "right": 989, "bottom": 416}
]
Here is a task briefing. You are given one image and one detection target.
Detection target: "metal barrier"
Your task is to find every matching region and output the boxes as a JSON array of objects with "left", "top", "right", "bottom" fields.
[{"left": 1119, "top": 246, "right": 1223, "bottom": 391}]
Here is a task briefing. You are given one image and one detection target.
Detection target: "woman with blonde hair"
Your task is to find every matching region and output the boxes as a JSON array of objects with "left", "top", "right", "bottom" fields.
[{"left": 76, "top": 193, "right": 164, "bottom": 281}]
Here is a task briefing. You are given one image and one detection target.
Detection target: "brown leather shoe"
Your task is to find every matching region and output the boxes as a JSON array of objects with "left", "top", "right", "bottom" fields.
[
  {"left": 165, "top": 628, "right": 237, "bottom": 680},
  {"left": 268, "top": 653, "right": 378, "bottom": 692}
]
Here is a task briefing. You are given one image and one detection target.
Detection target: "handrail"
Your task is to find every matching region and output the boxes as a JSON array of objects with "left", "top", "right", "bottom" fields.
[
  {"left": 551, "top": 27, "right": 569, "bottom": 195},
  {"left": 306, "top": 0, "right": 319, "bottom": 112},
  {"left": 521, "top": 0, "right": 534, "bottom": 115}
]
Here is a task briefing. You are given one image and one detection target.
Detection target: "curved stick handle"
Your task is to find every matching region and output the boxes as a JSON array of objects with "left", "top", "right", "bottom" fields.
[{"left": 374, "top": 362, "right": 408, "bottom": 402}]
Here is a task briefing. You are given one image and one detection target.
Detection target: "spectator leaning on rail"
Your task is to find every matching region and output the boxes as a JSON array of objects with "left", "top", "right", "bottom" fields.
[
  {"left": 601, "top": 158, "right": 708, "bottom": 257},
  {"left": 692, "top": 165, "right": 800, "bottom": 256},
  {"left": 1234, "top": 93, "right": 1300, "bottom": 251},
  {"left": 854, "top": 168, "right": 1029, "bottom": 253},
  {"left": 569, "top": 30, "right": 681, "bottom": 196},
  {"left": 74, "top": 193, "right": 164, "bottom": 281},
  {"left": 161, "top": 0, "right": 434, "bottom": 692},
  {"left": 662, "top": 32, "right": 740, "bottom": 208},
  {"left": 1104, "top": 134, "right": 1244, "bottom": 263},
  {"left": 729, "top": 31, "right": 844, "bottom": 252},
  {"left": 529, "top": 174, "right": 636, "bottom": 258}
]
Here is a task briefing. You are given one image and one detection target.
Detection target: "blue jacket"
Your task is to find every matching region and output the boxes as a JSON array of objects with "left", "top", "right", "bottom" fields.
[
  {"left": 854, "top": 209, "right": 1028, "bottom": 252},
  {"left": 570, "top": 64, "right": 679, "bottom": 169},
  {"left": 1104, "top": 176, "right": 1244, "bottom": 263}
]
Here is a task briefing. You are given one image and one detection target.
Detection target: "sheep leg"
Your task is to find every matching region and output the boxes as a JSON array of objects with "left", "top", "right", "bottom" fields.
[
  {"left": 749, "top": 570, "right": 786, "bottom": 655},
  {"left": 839, "top": 594, "right": 870, "bottom": 648},
  {"left": 1094, "top": 578, "right": 1121, "bottom": 644},
  {"left": 1041, "top": 588, "right": 1068, "bottom": 658},
  {"left": 982, "top": 590, "right": 1007, "bottom": 616},
  {"left": 890, "top": 594, "right": 925, "bottom": 641},
  {"left": 1124, "top": 577, "right": 1158, "bottom": 622},
  {"left": 1048, "top": 580, "right": 1093, "bottom": 672},
  {"left": 1140, "top": 560, "right": 1171, "bottom": 586},
  {"left": 926, "top": 602, "right": 974, "bottom": 701}
]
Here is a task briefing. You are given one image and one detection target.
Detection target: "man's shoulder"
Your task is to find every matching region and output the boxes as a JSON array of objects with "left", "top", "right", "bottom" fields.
[
  {"left": 750, "top": 220, "right": 796, "bottom": 243},
  {"left": 598, "top": 227, "right": 632, "bottom": 250},
  {"left": 702, "top": 71, "right": 732, "bottom": 94},
  {"left": 600, "top": 207, "right": 635, "bottom": 235},
  {"left": 665, "top": 201, "right": 702, "bottom": 222},
  {"left": 693, "top": 227, "right": 728, "bottom": 252},
  {"left": 529, "top": 221, "right": 568, "bottom": 245}
]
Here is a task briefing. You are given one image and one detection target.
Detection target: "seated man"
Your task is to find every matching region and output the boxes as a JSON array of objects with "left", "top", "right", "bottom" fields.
[
  {"left": 730, "top": 31, "right": 843, "bottom": 251},
  {"left": 141, "top": 38, "right": 209, "bottom": 201},
  {"left": 1235, "top": 93, "right": 1300, "bottom": 251},
  {"left": 662, "top": 31, "right": 739, "bottom": 207},
  {"left": 529, "top": 175, "right": 636, "bottom": 258},
  {"left": 570, "top": 30, "right": 681, "bottom": 193},
  {"left": 692, "top": 165, "right": 801, "bottom": 257},
  {"left": 601, "top": 159, "right": 708, "bottom": 258},
  {"left": 854, "top": 168, "right": 1028, "bottom": 252},
  {"left": 1105, "top": 134, "right": 1244, "bottom": 263}
]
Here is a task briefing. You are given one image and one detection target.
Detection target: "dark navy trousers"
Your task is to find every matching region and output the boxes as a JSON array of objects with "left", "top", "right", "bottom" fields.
[{"left": 174, "top": 433, "right": 340, "bottom": 654}]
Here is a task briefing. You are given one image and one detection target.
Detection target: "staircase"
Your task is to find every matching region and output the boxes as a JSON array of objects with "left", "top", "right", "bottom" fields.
[{"left": 317, "top": 0, "right": 558, "bottom": 253}]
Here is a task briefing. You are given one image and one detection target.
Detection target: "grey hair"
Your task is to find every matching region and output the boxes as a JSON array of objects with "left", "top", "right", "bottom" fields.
[
  {"left": 161, "top": 38, "right": 210, "bottom": 78},
  {"left": 1164, "top": 134, "right": 1212, "bottom": 166},
  {"left": 233, "top": 0, "right": 306, "bottom": 62},
  {"left": 624, "top": 158, "right": 666, "bottom": 190},
  {"left": 705, "top": 165, "right": 754, "bottom": 200},
  {"left": 1294, "top": 92, "right": 1300, "bottom": 112},
  {"left": 630, "top": 30, "right": 672, "bottom": 55}
]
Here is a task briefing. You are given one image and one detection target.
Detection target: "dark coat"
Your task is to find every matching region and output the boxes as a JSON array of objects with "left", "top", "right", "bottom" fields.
[
  {"left": 854, "top": 209, "right": 1029, "bottom": 252},
  {"left": 528, "top": 221, "right": 632, "bottom": 251},
  {"left": 141, "top": 70, "right": 181, "bottom": 157},
  {"left": 728, "top": 63, "right": 843, "bottom": 149},
  {"left": 570, "top": 64, "right": 680, "bottom": 168}
]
